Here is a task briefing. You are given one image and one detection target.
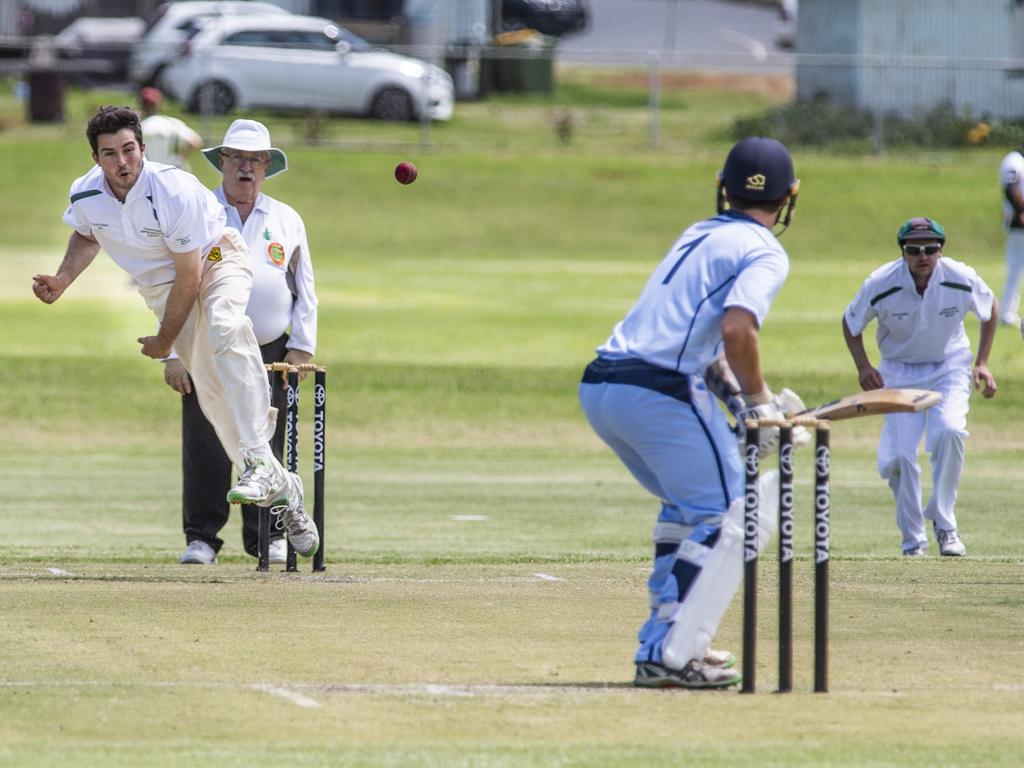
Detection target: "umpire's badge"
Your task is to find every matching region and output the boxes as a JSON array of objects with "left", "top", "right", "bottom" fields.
[
  {"left": 268, "top": 242, "right": 285, "bottom": 266},
  {"left": 207, "top": 247, "right": 222, "bottom": 262}
]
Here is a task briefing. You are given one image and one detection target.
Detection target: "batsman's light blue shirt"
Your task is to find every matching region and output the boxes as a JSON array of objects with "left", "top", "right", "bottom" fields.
[{"left": 597, "top": 210, "right": 790, "bottom": 373}]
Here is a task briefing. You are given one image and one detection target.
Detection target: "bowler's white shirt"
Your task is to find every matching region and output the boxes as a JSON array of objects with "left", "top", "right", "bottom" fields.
[
  {"left": 63, "top": 160, "right": 226, "bottom": 285},
  {"left": 215, "top": 187, "right": 317, "bottom": 353},
  {"left": 598, "top": 210, "right": 790, "bottom": 374},
  {"left": 844, "top": 256, "right": 994, "bottom": 364}
]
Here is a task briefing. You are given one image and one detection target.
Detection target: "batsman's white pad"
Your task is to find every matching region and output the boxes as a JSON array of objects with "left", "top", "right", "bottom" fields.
[{"left": 661, "top": 470, "right": 779, "bottom": 670}]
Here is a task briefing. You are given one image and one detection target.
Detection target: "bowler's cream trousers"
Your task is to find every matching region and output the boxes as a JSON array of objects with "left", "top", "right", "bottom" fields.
[{"left": 139, "top": 230, "right": 278, "bottom": 471}]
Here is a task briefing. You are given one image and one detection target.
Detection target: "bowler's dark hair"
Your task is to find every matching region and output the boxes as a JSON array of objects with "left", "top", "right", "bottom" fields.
[{"left": 86, "top": 106, "right": 143, "bottom": 154}]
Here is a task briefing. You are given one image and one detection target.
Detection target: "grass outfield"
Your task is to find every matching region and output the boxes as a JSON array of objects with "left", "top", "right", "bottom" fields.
[{"left": 2, "top": 74, "right": 1024, "bottom": 766}]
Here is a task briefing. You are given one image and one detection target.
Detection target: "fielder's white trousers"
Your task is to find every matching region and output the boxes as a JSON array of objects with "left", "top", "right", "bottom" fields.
[
  {"left": 877, "top": 356, "right": 972, "bottom": 552},
  {"left": 999, "top": 229, "right": 1024, "bottom": 320},
  {"left": 138, "top": 231, "right": 278, "bottom": 471}
]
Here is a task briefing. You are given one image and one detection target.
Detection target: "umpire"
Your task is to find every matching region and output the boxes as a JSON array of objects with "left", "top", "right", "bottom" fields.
[{"left": 167, "top": 119, "right": 318, "bottom": 565}]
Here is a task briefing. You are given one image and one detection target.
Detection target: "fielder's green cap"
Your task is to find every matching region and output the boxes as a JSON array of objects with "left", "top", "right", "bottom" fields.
[{"left": 897, "top": 216, "right": 946, "bottom": 245}]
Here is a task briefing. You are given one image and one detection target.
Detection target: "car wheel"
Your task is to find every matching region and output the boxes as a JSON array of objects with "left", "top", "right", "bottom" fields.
[
  {"left": 370, "top": 87, "right": 414, "bottom": 121},
  {"left": 190, "top": 80, "right": 235, "bottom": 116}
]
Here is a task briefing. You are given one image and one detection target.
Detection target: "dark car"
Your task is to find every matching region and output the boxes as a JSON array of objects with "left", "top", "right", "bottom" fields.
[{"left": 502, "top": 0, "right": 588, "bottom": 37}]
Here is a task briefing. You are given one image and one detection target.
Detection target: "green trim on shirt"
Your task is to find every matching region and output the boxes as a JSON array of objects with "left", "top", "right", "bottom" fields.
[
  {"left": 869, "top": 286, "right": 903, "bottom": 306},
  {"left": 70, "top": 189, "right": 102, "bottom": 204},
  {"left": 939, "top": 280, "right": 971, "bottom": 292}
]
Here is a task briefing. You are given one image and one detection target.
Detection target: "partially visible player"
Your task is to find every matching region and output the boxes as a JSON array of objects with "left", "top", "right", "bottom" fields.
[
  {"left": 138, "top": 87, "right": 202, "bottom": 170},
  {"left": 998, "top": 144, "right": 1024, "bottom": 326},
  {"left": 579, "top": 137, "right": 801, "bottom": 689},
  {"left": 842, "top": 217, "right": 997, "bottom": 557},
  {"left": 32, "top": 105, "right": 319, "bottom": 559}
]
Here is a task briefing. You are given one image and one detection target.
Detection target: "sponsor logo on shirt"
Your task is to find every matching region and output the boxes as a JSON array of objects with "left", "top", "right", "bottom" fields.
[
  {"left": 140, "top": 227, "right": 163, "bottom": 238},
  {"left": 939, "top": 306, "right": 959, "bottom": 318},
  {"left": 268, "top": 242, "right": 285, "bottom": 266},
  {"left": 89, "top": 221, "right": 109, "bottom": 230}
]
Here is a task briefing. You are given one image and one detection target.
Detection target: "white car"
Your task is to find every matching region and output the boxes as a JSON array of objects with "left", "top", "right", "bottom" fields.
[
  {"left": 129, "top": 1, "right": 291, "bottom": 87},
  {"left": 160, "top": 14, "right": 454, "bottom": 121}
]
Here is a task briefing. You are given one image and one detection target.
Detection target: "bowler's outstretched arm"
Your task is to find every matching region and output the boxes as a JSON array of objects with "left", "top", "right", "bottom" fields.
[{"left": 32, "top": 231, "right": 100, "bottom": 304}]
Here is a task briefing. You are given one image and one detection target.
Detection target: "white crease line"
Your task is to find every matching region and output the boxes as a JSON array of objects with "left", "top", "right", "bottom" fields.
[
  {"left": 532, "top": 573, "right": 563, "bottom": 581},
  {"left": 450, "top": 515, "right": 488, "bottom": 521},
  {"left": 252, "top": 684, "right": 321, "bottom": 708},
  {"left": 47, "top": 568, "right": 73, "bottom": 576}
]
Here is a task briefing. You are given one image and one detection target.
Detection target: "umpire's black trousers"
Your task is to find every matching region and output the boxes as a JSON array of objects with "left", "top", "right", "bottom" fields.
[{"left": 182, "top": 333, "right": 289, "bottom": 556}]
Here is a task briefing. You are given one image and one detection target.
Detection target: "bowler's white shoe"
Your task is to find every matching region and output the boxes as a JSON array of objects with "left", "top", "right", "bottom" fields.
[
  {"left": 227, "top": 449, "right": 287, "bottom": 505},
  {"left": 271, "top": 473, "right": 319, "bottom": 558},
  {"left": 180, "top": 540, "right": 217, "bottom": 565},
  {"left": 703, "top": 648, "right": 736, "bottom": 669},
  {"left": 935, "top": 526, "right": 966, "bottom": 557},
  {"left": 634, "top": 659, "right": 741, "bottom": 689}
]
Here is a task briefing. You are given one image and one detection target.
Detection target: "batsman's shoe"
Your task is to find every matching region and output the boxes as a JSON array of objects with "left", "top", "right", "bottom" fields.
[
  {"left": 903, "top": 545, "right": 927, "bottom": 558},
  {"left": 271, "top": 473, "right": 319, "bottom": 558},
  {"left": 935, "top": 526, "right": 966, "bottom": 557},
  {"left": 227, "top": 449, "right": 287, "bottom": 505},
  {"left": 634, "top": 660, "right": 742, "bottom": 690},
  {"left": 180, "top": 540, "right": 217, "bottom": 565},
  {"left": 703, "top": 648, "right": 736, "bottom": 669}
]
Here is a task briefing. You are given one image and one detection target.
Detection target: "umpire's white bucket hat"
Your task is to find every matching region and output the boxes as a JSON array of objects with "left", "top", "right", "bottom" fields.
[{"left": 202, "top": 119, "right": 288, "bottom": 178}]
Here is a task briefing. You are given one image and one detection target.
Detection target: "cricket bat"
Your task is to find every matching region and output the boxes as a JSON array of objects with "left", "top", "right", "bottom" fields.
[{"left": 788, "top": 388, "right": 942, "bottom": 421}]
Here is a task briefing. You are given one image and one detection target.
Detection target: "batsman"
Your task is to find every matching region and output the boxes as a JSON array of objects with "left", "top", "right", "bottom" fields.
[{"left": 579, "top": 137, "right": 802, "bottom": 689}]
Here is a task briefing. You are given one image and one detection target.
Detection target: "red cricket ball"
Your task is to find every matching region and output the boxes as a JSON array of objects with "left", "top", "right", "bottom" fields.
[{"left": 395, "top": 161, "right": 418, "bottom": 185}]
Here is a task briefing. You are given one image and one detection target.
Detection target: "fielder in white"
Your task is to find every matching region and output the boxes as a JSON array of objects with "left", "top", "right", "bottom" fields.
[
  {"left": 998, "top": 145, "right": 1024, "bottom": 326},
  {"left": 842, "top": 217, "right": 997, "bottom": 557},
  {"left": 32, "top": 105, "right": 319, "bottom": 558},
  {"left": 138, "top": 87, "right": 202, "bottom": 170},
  {"left": 579, "top": 137, "right": 801, "bottom": 689}
]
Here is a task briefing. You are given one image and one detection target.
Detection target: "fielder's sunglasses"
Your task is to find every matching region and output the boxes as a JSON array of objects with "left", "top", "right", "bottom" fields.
[{"left": 903, "top": 244, "right": 942, "bottom": 256}]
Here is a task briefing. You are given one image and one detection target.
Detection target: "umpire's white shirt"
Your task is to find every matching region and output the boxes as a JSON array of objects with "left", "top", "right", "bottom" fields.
[
  {"left": 597, "top": 210, "right": 789, "bottom": 374},
  {"left": 63, "top": 160, "right": 226, "bottom": 283},
  {"left": 214, "top": 187, "right": 318, "bottom": 353},
  {"left": 844, "top": 256, "right": 994, "bottom": 366}
]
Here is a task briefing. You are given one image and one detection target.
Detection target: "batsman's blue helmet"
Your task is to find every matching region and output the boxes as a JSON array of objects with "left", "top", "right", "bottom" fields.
[
  {"left": 897, "top": 216, "right": 946, "bottom": 246},
  {"left": 719, "top": 137, "right": 797, "bottom": 201}
]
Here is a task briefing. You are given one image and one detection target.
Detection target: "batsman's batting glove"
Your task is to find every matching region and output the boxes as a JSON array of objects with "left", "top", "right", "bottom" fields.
[
  {"left": 737, "top": 388, "right": 785, "bottom": 457},
  {"left": 774, "top": 387, "right": 813, "bottom": 448}
]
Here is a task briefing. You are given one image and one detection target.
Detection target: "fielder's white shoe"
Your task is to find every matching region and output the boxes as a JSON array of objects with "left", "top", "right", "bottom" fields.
[
  {"left": 633, "top": 659, "right": 742, "bottom": 689},
  {"left": 271, "top": 473, "right": 319, "bottom": 558},
  {"left": 227, "top": 449, "right": 287, "bottom": 505},
  {"left": 180, "top": 540, "right": 217, "bottom": 565},
  {"left": 935, "top": 526, "right": 966, "bottom": 557},
  {"left": 268, "top": 538, "right": 287, "bottom": 565},
  {"left": 1000, "top": 311, "right": 1021, "bottom": 327},
  {"left": 903, "top": 545, "right": 927, "bottom": 558}
]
